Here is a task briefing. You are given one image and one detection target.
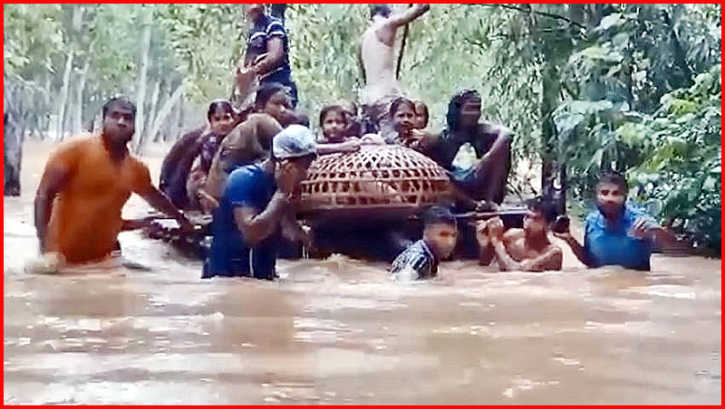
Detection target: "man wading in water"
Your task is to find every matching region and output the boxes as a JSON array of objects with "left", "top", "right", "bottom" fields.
[
  {"left": 554, "top": 172, "right": 678, "bottom": 271},
  {"left": 476, "top": 197, "right": 563, "bottom": 272},
  {"left": 358, "top": 4, "right": 430, "bottom": 131},
  {"left": 203, "top": 125, "right": 316, "bottom": 280},
  {"left": 31, "top": 97, "right": 194, "bottom": 272}
]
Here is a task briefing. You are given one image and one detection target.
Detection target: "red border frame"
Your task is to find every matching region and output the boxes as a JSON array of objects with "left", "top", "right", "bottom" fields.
[{"left": 1, "top": 1, "right": 722, "bottom": 407}]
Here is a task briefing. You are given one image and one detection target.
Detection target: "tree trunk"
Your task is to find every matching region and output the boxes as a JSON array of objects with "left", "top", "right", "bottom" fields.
[
  {"left": 72, "top": 58, "right": 90, "bottom": 135},
  {"left": 539, "top": 60, "right": 560, "bottom": 201},
  {"left": 4, "top": 83, "right": 22, "bottom": 196},
  {"left": 147, "top": 83, "right": 185, "bottom": 149},
  {"left": 91, "top": 112, "right": 103, "bottom": 134},
  {"left": 56, "top": 50, "right": 74, "bottom": 141},
  {"left": 147, "top": 79, "right": 161, "bottom": 142},
  {"left": 172, "top": 96, "right": 184, "bottom": 142},
  {"left": 133, "top": 19, "right": 152, "bottom": 153}
]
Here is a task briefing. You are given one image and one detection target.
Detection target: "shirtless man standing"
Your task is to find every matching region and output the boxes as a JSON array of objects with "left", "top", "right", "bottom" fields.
[
  {"left": 358, "top": 4, "right": 430, "bottom": 131},
  {"left": 33, "top": 97, "right": 193, "bottom": 269},
  {"left": 476, "top": 198, "right": 563, "bottom": 272}
]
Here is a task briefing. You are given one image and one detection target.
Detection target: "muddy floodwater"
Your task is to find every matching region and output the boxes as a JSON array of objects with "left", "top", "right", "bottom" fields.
[{"left": 4, "top": 139, "right": 721, "bottom": 404}]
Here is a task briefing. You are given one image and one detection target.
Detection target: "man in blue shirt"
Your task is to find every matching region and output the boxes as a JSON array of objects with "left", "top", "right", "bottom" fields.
[
  {"left": 203, "top": 125, "right": 316, "bottom": 280},
  {"left": 237, "top": 4, "right": 298, "bottom": 107},
  {"left": 555, "top": 172, "right": 678, "bottom": 271}
]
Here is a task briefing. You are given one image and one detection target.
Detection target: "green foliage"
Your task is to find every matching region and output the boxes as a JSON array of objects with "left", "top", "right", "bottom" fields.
[
  {"left": 627, "top": 65, "right": 721, "bottom": 253},
  {"left": 546, "top": 4, "right": 721, "bottom": 253}
]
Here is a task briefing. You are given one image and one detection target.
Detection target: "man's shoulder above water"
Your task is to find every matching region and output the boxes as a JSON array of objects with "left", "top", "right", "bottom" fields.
[{"left": 585, "top": 202, "right": 649, "bottom": 230}]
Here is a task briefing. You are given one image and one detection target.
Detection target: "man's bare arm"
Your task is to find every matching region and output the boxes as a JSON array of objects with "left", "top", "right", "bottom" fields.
[
  {"left": 492, "top": 239, "right": 522, "bottom": 271},
  {"left": 521, "top": 246, "right": 563, "bottom": 272},
  {"left": 34, "top": 164, "right": 72, "bottom": 252},
  {"left": 233, "top": 191, "right": 290, "bottom": 246},
  {"left": 138, "top": 187, "right": 193, "bottom": 230},
  {"left": 385, "top": 4, "right": 431, "bottom": 29},
  {"left": 252, "top": 37, "right": 284, "bottom": 77},
  {"left": 554, "top": 231, "right": 591, "bottom": 267},
  {"left": 481, "top": 126, "right": 512, "bottom": 164}
]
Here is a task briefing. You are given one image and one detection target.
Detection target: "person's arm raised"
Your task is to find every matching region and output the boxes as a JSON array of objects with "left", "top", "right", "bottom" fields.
[
  {"left": 488, "top": 223, "right": 522, "bottom": 271},
  {"left": 629, "top": 216, "right": 681, "bottom": 249},
  {"left": 385, "top": 4, "right": 431, "bottom": 29}
]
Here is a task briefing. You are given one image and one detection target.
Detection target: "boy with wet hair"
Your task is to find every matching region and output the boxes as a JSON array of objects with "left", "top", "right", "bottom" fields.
[
  {"left": 477, "top": 197, "right": 562, "bottom": 272},
  {"left": 555, "top": 171, "right": 677, "bottom": 271},
  {"left": 390, "top": 206, "right": 458, "bottom": 280}
]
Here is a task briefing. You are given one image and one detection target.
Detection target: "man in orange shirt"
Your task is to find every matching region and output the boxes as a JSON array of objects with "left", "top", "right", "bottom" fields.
[{"left": 33, "top": 97, "right": 193, "bottom": 267}]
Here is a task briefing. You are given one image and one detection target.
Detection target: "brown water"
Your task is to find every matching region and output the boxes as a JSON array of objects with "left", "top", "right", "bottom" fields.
[{"left": 4, "top": 139, "right": 721, "bottom": 404}]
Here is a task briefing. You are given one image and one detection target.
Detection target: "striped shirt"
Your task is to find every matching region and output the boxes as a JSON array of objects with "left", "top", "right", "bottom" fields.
[
  {"left": 390, "top": 239, "right": 439, "bottom": 279},
  {"left": 246, "top": 15, "right": 291, "bottom": 81}
]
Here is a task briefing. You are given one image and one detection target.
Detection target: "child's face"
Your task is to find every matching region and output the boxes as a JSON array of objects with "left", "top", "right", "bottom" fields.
[
  {"left": 262, "top": 91, "right": 293, "bottom": 126},
  {"left": 322, "top": 110, "right": 346, "bottom": 141},
  {"left": 209, "top": 109, "right": 236, "bottom": 136},
  {"left": 392, "top": 104, "right": 415, "bottom": 136},
  {"left": 424, "top": 223, "right": 458, "bottom": 259}
]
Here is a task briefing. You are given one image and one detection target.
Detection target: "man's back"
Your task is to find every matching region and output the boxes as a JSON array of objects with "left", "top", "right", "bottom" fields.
[
  {"left": 204, "top": 113, "right": 282, "bottom": 200},
  {"left": 360, "top": 20, "right": 399, "bottom": 105},
  {"left": 43, "top": 135, "right": 152, "bottom": 263}
]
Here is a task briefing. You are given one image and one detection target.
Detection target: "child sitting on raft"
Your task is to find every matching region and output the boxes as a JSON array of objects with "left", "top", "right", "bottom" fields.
[
  {"left": 186, "top": 100, "right": 239, "bottom": 209},
  {"left": 316, "top": 103, "right": 363, "bottom": 154}
]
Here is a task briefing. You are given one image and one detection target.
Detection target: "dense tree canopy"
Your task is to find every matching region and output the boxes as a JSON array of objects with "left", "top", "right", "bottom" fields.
[{"left": 3, "top": 4, "right": 721, "bottom": 253}]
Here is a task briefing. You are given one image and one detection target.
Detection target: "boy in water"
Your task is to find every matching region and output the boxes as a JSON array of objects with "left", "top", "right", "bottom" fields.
[
  {"left": 476, "top": 197, "right": 563, "bottom": 272},
  {"left": 554, "top": 171, "right": 677, "bottom": 271},
  {"left": 390, "top": 206, "right": 458, "bottom": 280}
]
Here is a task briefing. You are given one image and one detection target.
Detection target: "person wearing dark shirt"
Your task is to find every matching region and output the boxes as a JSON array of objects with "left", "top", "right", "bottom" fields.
[
  {"left": 414, "top": 89, "right": 512, "bottom": 212},
  {"left": 203, "top": 125, "right": 316, "bottom": 280},
  {"left": 237, "top": 4, "right": 298, "bottom": 107},
  {"left": 554, "top": 172, "right": 679, "bottom": 271},
  {"left": 390, "top": 206, "right": 458, "bottom": 281}
]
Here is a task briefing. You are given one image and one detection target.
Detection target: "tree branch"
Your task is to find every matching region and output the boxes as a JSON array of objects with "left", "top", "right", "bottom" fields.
[{"left": 481, "top": 4, "right": 587, "bottom": 30}]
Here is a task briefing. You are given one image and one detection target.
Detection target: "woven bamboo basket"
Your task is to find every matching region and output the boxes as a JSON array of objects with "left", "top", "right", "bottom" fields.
[{"left": 300, "top": 144, "right": 452, "bottom": 220}]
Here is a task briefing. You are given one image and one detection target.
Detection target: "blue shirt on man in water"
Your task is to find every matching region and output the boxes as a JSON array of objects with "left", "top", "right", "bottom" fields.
[
  {"left": 583, "top": 203, "right": 654, "bottom": 271},
  {"left": 203, "top": 164, "right": 279, "bottom": 280}
]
